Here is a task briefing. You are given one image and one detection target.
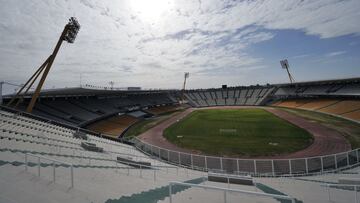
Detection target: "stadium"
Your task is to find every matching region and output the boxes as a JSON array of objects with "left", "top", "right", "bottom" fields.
[{"left": 1, "top": 1, "right": 360, "bottom": 203}]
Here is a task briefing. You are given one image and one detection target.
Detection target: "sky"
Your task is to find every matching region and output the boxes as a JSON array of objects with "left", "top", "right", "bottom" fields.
[{"left": 0, "top": 0, "right": 360, "bottom": 94}]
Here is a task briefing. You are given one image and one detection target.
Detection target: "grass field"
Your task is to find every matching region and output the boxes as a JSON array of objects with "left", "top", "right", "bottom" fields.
[
  {"left": 163, "top": 108, "right": 313, "bottom": 157},
  {"left": 124, "top": 110, "right": 184, "bottom": 138}
]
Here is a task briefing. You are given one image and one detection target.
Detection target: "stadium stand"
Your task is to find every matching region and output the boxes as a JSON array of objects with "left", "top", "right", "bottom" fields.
[
  {"left": 8, "top": 78, "right": 359, "bottom": 126},
  {"left": 127, "top": 110, "right": 148, "bottom": 118},
  {"left": 8, "top": 88, "right": 178, "bottom": 127},
  {"left": 342, "top": 109, "right": 360, "bottom": 121},
  {"left": 185, "top": 85, "right": 274, "bottom": 107},
  {"left": 274, "top": 78, "right": 360, "bottom": 97},
  {"left": 2, "top": 78, "right": 360, "bottom": 202},
  {"left": 272, "top": 99, "right": 309, "bottom": 108},
  {"left": 2, "top": 78, "right": 359, "bottom": 127},
  {"left": 271, "top": 78, "right": 360, "bottom": 122},
  {"left": 298, "top": 99, "right": 339, "bottom": 110},
  {"left": 86, "top": 114, "right": 139, "bottom": 138},
  {"left": 319, "top": 100, "right": 360, "bottom": 114},
  {"left": 0, "top": 108, "right": 217, "bottom": 203},
  {"left": 145, "top": 105, "right": 181, "bottom": 115},
  {"left": 273, "top": 99, "right": 360, "bottom": 122},
  {"left": 1, "top": 107, "right": 358, "bottom": 203}
]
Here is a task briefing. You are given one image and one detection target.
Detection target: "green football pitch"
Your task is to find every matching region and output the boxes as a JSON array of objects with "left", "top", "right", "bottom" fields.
[{"left": 163, "top": 108, "right": 313, "bottom": 157}]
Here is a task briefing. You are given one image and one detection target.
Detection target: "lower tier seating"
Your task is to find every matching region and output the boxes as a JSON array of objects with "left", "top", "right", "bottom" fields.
[
  {"left": 273, "top": 99, "right": 360, "bottom": 122},
  {"left": 145, "top": 105, "right": 181, "bottom": 115},
  {"left": 86, "top": 115, "right": 139, "bottom": 138}
]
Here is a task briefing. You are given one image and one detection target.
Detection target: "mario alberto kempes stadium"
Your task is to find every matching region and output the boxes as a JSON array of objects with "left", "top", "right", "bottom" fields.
[
  {"left": 1, "top": 77, "right": 360, "bottom": 203},
  {"left": 0, "top": 18, "right": 359, "bottom": 202}
]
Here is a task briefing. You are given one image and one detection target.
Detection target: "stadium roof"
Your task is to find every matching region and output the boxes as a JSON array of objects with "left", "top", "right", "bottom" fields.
[
  {"left": 274, "top": 77, "right": 360, "bottom": 86},
  {"left": 3, "top": 87, "right": 178, "bottom": 99},
  {"left": 4, "top": 77, "right": 360, "bottom": 99}
]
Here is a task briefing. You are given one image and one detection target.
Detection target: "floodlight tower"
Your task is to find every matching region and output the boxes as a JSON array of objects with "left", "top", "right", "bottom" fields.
[
  {"left": 280, "top": 59, "right": 295, "bottom": 84},
  {"left": 109, "top": 81, "right": 114, "bottom": 90},
  {"left": 181, "top": 72, "right": 189, "bottom": 103},
  {"left": 7, "top": 17, "right": 80, "bottom": 113},
  {"left": 0, "top": 81, "right": 3, "bottom": 105}
]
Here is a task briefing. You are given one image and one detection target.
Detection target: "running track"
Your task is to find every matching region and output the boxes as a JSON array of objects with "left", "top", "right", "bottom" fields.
[{"left": 138, "top": 106, "right": 351, "bottom": 159}]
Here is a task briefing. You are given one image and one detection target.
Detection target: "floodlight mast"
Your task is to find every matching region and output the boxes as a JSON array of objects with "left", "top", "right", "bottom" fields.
[
  {"left": 280, "top": 59, "right": 295, "bottom": 84},
  {"left": 109, "top": 81, "right": 114, "bottom": 90},
  {"left": 181, "top": 72, "right": 189, "bottom": 103},
  {"left": 7, "top": 17, "right": 80, "bottom": 113},
  {"left": 0, "top": 81, "right": 3, "bottom": 105}
]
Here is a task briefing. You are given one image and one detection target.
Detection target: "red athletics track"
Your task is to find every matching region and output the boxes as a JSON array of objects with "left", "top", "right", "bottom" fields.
[{"left": 138, "top": 106, "right": 351, "bottom": 159}]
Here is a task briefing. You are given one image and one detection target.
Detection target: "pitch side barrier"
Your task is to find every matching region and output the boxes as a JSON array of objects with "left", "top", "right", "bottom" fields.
[{"left": 132, "top": 137, "right": 360, "bottom": 176}]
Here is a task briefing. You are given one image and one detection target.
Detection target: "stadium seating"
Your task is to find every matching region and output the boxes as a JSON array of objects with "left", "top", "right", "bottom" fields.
[
  {"left": 342, "top": 109, "right": 360, "bottom": 121},
  {"left": 272, "top": 99, "right": 309, "bottom": 108},
  {"left": 270, "top": 79, "right": 360, "bottom": 123},
  {"left": 1, "top": 101, "right": 359, "bottom": 202},
  {"left": 273, "top": 99, "right": 360, "bottom": 122},
  {"left": 0, "top": 109, "right": 215, "bottom": 203},
  {"left": 86, "top": 114, "right": 139, "bottom": 138},
  {"left": 333, "top": 83, "right": 360, "bottom": 95},
  {"left": 298, "top": 99, "right": 339, "bottom": 110},
  {"left": 145, "top": 105, "right": 180, "bottom": 115},
  {"left": 127, "top": 110, "right": 148, "bottom": 118},
  {"left": 319, "top": 100, "right": 360, "bottom": 114},
  {"left": 274, "top": 80, "right": 360, "bottom": 97},
  {"left": 16, "top": 92, "right": 178, "bottom": 127},
  {"left": 185, "top": 86, "right": 274, "bottom": 107},
  {"left": 43, "top": 100, "right": 100, "bottom": 121}
]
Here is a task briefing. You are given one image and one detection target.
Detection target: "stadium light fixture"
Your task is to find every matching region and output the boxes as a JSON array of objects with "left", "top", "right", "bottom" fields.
[
  {"left": 280, "top": 59, "right": 295, "bottom": 84},
  {"left": 64, "top": 17, "right": 81, "bottom": 43}
]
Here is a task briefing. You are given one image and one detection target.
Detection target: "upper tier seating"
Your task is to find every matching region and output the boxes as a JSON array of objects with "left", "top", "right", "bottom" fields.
[
  {"left": 21, "top": 92, "right": 177, "bottom": 127},
  {"left": 185, "top": 86, "right": 274, "bottom": 107}
]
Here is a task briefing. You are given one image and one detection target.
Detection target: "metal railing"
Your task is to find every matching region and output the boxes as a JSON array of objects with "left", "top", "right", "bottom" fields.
[
  {"left": 133, "top": 137, "right": 360, "bottom": 176},
  {"left": 113, "top": 158, "right": 205, "bottom": 181},
  {"left": 168, "top": 181, "right": 296, "bottom": 203},
  {"left": 323, "top": 183, "right": 359, "bottom": 203},
  {"left": 22, "top": 152, "right": 181, "bottom": 184},
  {"left": 207, "top": 172, "right": 253, "bottom": 188},
  {"left": 25, "top": 153, "right": 74, "bottom": 188},
  {"left": 115, "top": 159, "right": 157, "bottom": 179}
]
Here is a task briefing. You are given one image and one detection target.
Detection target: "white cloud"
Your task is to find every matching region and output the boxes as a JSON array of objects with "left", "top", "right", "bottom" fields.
[
  {"left": 291, "top": 54, "right": 310, "bottom": 59},
  {"left": 325, "top": 51, "right": 347, "bottom": 57},
  {"left": 0, "top": 0, "right": 359, "bottom": 91}
]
